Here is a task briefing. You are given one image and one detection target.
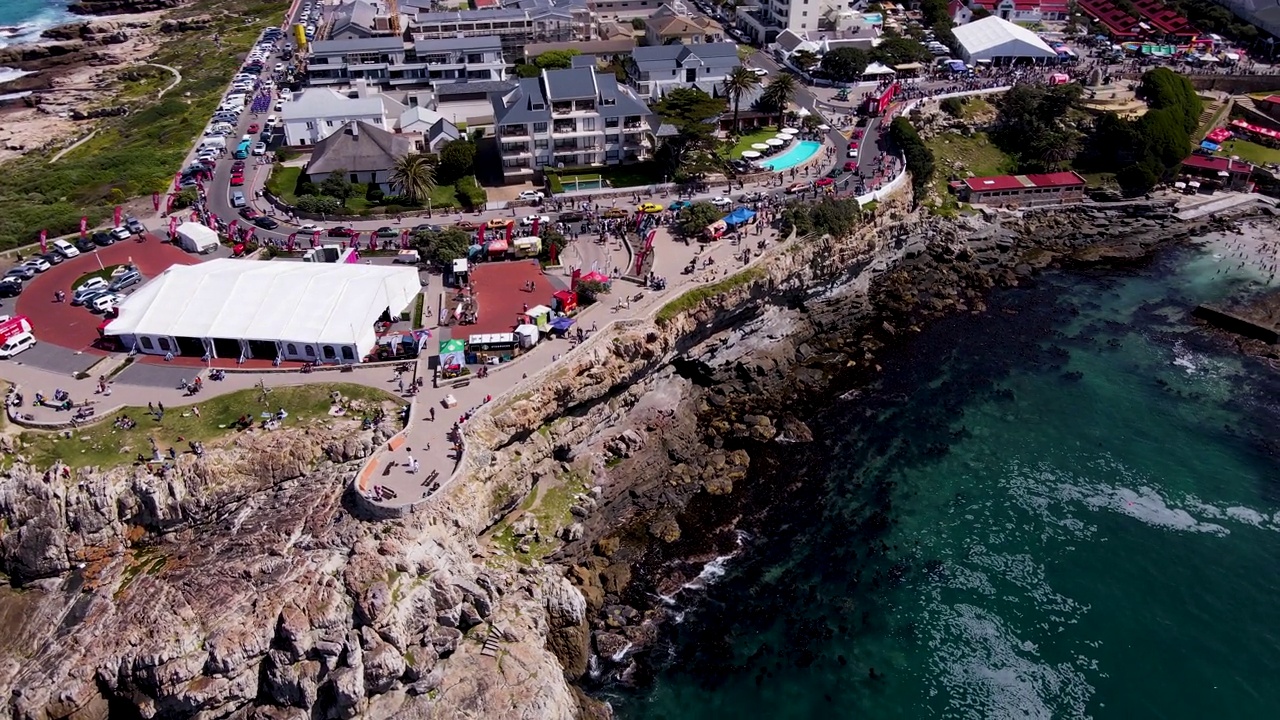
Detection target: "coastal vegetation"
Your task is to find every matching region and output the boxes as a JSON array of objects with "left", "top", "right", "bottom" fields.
[
  {"left": 778, "top": 196, "right": 866, "bottom": 239},
  {"left": 0, "top": 0, "right": 280, "bottom": 251},
  {"left": 888, "top": 117, "right": 936, "bottom": 203},
  {"left": 656, "top": 266, "right": 765, "bottom": 326},
  {"left": 18, "top": 383, "right": 402, "bottom": 469}
]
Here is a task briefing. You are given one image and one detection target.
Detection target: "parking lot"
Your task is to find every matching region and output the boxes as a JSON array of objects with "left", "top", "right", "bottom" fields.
[{"left": 7, "top": 342, "right": 99, "bottom": 376}]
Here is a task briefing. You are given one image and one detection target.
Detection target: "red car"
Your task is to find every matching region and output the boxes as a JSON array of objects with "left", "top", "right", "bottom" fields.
[
  {"left": 247, "top": 123, "right": 260, "bottom": 134},
  {"left": 844, "top": 161, "right": 857, "bottom": 171},
  {"left": 848, "top": 141, "right": 859, "bottom": 150},
  {"left": 230, "top": 173, "right": 245, "bottom": 186},
  {"left": 231, "top": 160, "right": 245, "bottom": 172},
  {"left": 815, "top": 177, "right": 835, "bottom": 187}
]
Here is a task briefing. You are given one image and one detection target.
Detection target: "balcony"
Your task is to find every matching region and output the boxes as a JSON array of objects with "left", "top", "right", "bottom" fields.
[
  {"left": 499, "top": 125, "right": 530, "bottom": 138},
  {"left": 553, "top": 122, "right": 577, "bottom": 133}
]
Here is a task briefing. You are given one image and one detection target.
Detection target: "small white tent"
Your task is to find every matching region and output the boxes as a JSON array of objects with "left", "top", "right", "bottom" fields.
[{"left": 176, "top": 222, "right": 220, "bottom": 254}]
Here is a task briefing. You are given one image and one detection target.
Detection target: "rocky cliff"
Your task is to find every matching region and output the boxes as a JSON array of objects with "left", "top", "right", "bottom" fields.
[
  {"left": 0, "top": 413, "right": 587, "bottom": 719},
  {"left": 68, "top": 0, "right": 186, "bottom": 17}
]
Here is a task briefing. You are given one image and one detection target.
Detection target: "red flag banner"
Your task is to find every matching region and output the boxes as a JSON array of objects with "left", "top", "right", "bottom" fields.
[
  {"left": 505, "top": 221, "right": 513, "bottom": 244},
  {"left": 286, "top": 233, "right": 297, "bottom": 251},
  {"left": 166, "top": 194, "right": 175, "bottom": 213},
  {"left": 152, "top": 192, "right": 160, "bottom": 211},
  {"left": 173, "top": 173, "right": 181, "bottom": 192},
  {"left": 311, "top": 231, "right": 320, "bottom": 247},
  {"left": 190, "top": 211, "right": 199, "bottom": 222},
  {"left": 168, "top": 216, "right": 178, "bottom": 236},
  {"left": 531, "top": 217, "right": 540, "bottom": 236},
  {"left": 113, "top": 206, "right": 122, "bottom": 228},
  {"left": 38, "top": 229, "right": 47, "bottom": 254},
  {"left": 79, "top": 216, "right": 88, "bottom": 239},
  {"left": 228, "top": 220, "right": 238, "bottom": 238},
  {"left": 477, "top": 224, "right": 485, "bottom": 245}
]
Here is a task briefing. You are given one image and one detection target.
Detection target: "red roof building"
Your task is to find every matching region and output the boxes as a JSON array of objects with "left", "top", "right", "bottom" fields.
[
  {"left": 1129, "top": 0, "right": 1197, "bottom": 38},
  {"left": 1077, "top": 0, "right": 1142, "bottom": 39},
  {"left": 1180, "top": 155, "right": 1253, "bottom": 192},
  {"left": 961, "top": 171, "right": 1087, "bottom": 207}
]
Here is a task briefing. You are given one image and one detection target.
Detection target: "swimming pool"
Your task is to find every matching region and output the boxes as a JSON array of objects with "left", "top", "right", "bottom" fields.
[
  {"left": 760, "top": 141, "right": 822, "bottom": 172},
  {"left": 862, "top": 12, "right": 883, "bottom": 23}
]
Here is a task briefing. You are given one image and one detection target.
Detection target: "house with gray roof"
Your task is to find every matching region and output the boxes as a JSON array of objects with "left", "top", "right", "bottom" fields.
[
  {"left": 305, "top": 121, "right": 414, "bottom": 194},
  {"left": 624, "top": 41, "right": 740, "bottom": 100},
  {"left": 491, "top": 67, "right": 659, "bottom": 182},
  {"left": 282, "top": 84, "right": 403, "bottom": 146},
  {"left": 329, "top": 0, "right": 384, "bottom": 40},
  {"left": 306, "top": 34, "right": 505, "bottom": 91},
  {"left": 404, "top": 6, "right": 591, "bottom": 56}
]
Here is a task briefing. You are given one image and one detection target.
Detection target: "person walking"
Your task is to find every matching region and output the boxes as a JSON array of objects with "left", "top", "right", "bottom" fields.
[{"left": 407, "top": 454, "right": 417, "bottom": 473}]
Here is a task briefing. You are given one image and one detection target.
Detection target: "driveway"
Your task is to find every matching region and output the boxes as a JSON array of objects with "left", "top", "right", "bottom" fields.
[
  {"left": 113, "top": 361, "right": 196, "bottom": 390},
  {"left": 6, "top": 343, "right": 98, "bottom": 376}
]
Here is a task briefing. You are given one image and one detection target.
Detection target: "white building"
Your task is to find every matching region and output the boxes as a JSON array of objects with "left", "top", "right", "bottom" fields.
[
  {"left": 492, "top": 67, "right": 659, "bottom": 182},
  {"left": 624, "top": 42, "right": 741, "bottom": 100},
  {"left": 104, "top": 259, "right": 421, "bottom": 363},
  {"left": 951, "top": 16, "right": 1059, "bottom": 64},
  {"left": 281, "top": 85, "right": 404, "bottom": 146},
  {"left": 738, "top": 0, "right": 836, "bottom": 45},
  {"left": 306, "top": 35, "right": 506, "bottom": 91}
]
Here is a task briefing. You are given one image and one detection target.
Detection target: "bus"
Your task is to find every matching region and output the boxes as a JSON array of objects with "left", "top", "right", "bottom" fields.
[{"left": 234, "top": 140, "right": 251, "bottom": 159}]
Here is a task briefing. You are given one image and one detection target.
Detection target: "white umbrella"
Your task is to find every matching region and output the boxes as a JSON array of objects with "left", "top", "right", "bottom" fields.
[
  {"left": 741, "top": 150, "right": 762, "bottom": 159},
  {"left": 780, "top": 127, "right": 800, "bottom": 135},
  {"left": 817, "top": 124, "right": 831, "bottom": 130},
  {"left": 796, "top": 107, "right": 812, "bottom": 117},
  {"left": 773, "top": 133, "right": 792, "bottom": 141},
  {"left": 765, "top": 138, "right": 785, "bottom": 147},
  {"left": 751, "top": 143, "right": 770, "bottom": 150}
]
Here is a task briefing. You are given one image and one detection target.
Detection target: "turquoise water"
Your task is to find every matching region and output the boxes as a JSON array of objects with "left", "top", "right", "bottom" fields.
[
  {"left": 863, "top": 12, "right": 884, "bottom": 23},
  {"left": 760, "top": 141, "right": 821, "bottom": 172},
  {"left": 0, "top": 0, "right": 73, "bottom": 48},
  {"left": 615, "top": 243, "right": 1280, "bottom": 719}
]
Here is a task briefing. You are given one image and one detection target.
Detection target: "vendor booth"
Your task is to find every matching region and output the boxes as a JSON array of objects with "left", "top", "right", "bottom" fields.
[
  {"left": 515, "top": 324, "right": 539, "bottom": 349},
  {"left": 438, "top": 338, "right": 466, "bottom": 377},
  {"left": 512, "top": 236, "right": 541, "bottom": 259},
  {"left": 553, "top": 290, "right": 578, "bottom": 315},
  {"left": 468, "top": 332, "right": 520, "bottom": 364},
  {"left": 525, "top": 304, "right": 553, "bottom": 331}
]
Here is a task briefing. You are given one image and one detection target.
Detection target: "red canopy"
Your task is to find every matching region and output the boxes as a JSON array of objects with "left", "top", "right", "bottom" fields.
[
  {"left": 581, "top": 271, "right": 609, "bottom": 283},
  {"left": 487, "top": 237, "right": 509, "bottom": 253}
]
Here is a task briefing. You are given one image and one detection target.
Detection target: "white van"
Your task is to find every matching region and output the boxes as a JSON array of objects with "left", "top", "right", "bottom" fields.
[
  {"left": 51, "top": 239, "right": 79, "bottom": 258},
  {"left": 0, "top": 331, "right": 36, "bottom": 359}
]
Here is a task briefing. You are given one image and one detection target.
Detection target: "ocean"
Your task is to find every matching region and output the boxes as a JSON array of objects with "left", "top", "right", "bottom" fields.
[
  {"left": 614, "top": 238, "right": 1280, "bottom": 719},
  {"left": 0, "top": 0, "right": 74, "bottom": 50}
]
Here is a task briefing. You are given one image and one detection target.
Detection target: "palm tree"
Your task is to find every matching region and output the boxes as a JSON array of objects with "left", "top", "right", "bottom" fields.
[
  {"left": 761, "top": 74, "right": 798, "bottom": 129},
  {"left": 390, "top": 153, "right": 437, "bottom": 205},
  {"left": 722, "top": 66, "right": 761, "bottom": 133}
]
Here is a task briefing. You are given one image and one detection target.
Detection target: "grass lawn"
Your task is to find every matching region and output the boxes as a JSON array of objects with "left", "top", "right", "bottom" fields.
[
  {"left": 1217, "top": 139, "right": 1280, "bottom": 166},
  {"left": 489, "top": 471, "right": 589, "bottom": 563},
  {"left": 265, "top": 165, "right": 302, "bottom": 205},
  {"left": 428, "top": 184, "right": 459, "bottom": 209},
  {"left": 1078, "top": 172, "right": 1118, "bottom": 189},
  {"left": 960, "top": 97, "right": 995, "bottom": 121},
  {"left": 561, "top": 161, "right": 667, "bottom": 188},
  {"left": 924, "top": 131, "right": 1015, "bottom": 215},
  {"left": 18, "top": 383, "right": 402, "bottom": 469},
  {"left": 726, "top": 127, "right": 780, "bottom": 159},
  {"left": 0, "top": 0, "right": 278, "bottom": 252}
]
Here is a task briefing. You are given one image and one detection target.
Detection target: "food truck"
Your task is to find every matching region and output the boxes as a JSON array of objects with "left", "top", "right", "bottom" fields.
[{"left": 512, "top": 236, "right": 542, "bottom": 259}]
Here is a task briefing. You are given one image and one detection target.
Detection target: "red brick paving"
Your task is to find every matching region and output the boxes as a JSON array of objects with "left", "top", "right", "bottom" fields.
[
  {"left": 15, "top": 235, "right": 201, "bottom": 355},
  {"left": 464, "top": 260, "right": 549, "bottom": 336}
]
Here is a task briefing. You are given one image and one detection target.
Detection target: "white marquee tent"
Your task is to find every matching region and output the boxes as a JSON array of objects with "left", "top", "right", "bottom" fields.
[
  {"left": 952, "top": 16, "right": 1057, "bottom": 64},
  {"left": 105, "top": 259, "right": 421, "bottom": 363}
]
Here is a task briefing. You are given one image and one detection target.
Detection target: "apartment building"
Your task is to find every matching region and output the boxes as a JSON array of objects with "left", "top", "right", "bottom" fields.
[
  {"left": 492, "top": 67, "right": 658, "bottom": 182},
  {"left": 737, "top": 0, "right": 831, "bottom": 44},
  {"left": 625, "top": 42, "right": 740, "bottom": 100},
  {"left": 282, "top": 85, "right": 404, "bottom": 146},
  {"left": 305, "top": 35, "right": 506, "bottom": 90},
  {"left": 401, "top": 6, "right": 591, "bottom": 57}
]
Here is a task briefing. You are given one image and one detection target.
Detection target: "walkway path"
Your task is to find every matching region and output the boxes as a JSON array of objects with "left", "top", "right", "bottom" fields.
[
  {"left": 48, "top": 130, "right": 98, "bottom": 165},
  {"left": 145, "top": 63, "right": 183, "bottom": 100}
]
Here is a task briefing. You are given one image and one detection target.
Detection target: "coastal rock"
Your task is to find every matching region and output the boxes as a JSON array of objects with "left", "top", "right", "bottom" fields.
[
  {"left": 68, "top": 0, "right": 185, "bottom": 17},
  {"left": 159, "top": 14, "right": 212, "bottom": 33}
]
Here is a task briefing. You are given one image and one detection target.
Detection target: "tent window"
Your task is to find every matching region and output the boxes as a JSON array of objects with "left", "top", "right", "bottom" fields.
[
  {"left": 287, "top": 343, "right": 297, "bottom": 355},
  {"left": 323, "top": 346, "right": 336, "bottom": 359},
  {"left": 305, "top": 345, "right": 316, "bottom": 357},
  {"left": 341, "top": 346, "right": 355, "bottom": 360},
  {"left": 158, "top": 338, "right": 172, "bottom": 351},
  {"left": 140, "top": 337, "right": 154, "bottom": 350}
]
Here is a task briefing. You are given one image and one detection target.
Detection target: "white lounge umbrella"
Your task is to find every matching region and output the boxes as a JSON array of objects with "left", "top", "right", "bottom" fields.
[
  {"left": 780, "top": 127, "right": 800, "bottom": 135},
  {"left": 751, "top": 143, "right": 770, "bottom": 150},
  {"left": 773, "top": 133, "right": 792, "bottom": 141},
  {"left": 741, "top": 150, "right": 762, "bottom": 159},
  {"left": 796, "top": 107, "right": 812, "bottom": 117},
  {"left": 765, "top": 138, "right": 785, "bottom": 147},
  {"left": 817, "top": 124, "right": 831, "bottom": 130}
]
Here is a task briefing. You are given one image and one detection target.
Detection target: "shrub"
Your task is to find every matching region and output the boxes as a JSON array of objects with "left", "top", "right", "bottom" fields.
[
  {"left": 295, "top": 194, "right": 341, "bottom": 214},
  {"left": 454, "top": 176, "right": 487, "bottom": 209},
  {"left": 173, "top": 187, "right": 198, "bottom": 209},
  {"left": 366, "top": 184, "right": 384, "bottom": 203},
  {"left": 298, "top": 181, "right": 318, "bottom": 196},
  {"left": 275, "top": 147, "right": 294, "bottom": 162},
  {"left": 940, "top": 97, "right": 964, "bottom": 117},
  {"left": 547, "top": 173, "right": 564, "bottom": 194}
]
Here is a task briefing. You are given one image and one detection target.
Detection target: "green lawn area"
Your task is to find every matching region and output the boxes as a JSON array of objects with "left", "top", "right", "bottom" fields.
[
  {"left": 1217, "top": 139, "right": 1280, "bottom": 166},
  {"left": 924, "top": 131, "right": 1015, "bottom": 215},
  {"left": 489, "top": 472, "right": 589, "bottom": 563},
  {"left": 0, "top": 0, "right": 277, "bottom": 251},
  {"left": 265, "top": 165, "right": 302, "bottom": 204},
  {"left": 960, "top": 97, "right": 994, "bottom": 121},
  {"left": 1078, "top": 172, "right": 1118, "bottom": 189},
  {"left": 726, "top": 127, "right": 781, "bottom": 159},
  {"left": 561, "top": 161, "right": 667, "bottom": 188},
  {"left": 18, "top": 383, "right": 403, "bottom": 469}
]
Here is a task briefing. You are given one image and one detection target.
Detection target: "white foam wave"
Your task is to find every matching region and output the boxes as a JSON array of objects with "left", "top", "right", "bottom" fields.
[
  {"left": 0, "top": 67, "right": 33, "bottom": 85},
  {"left": 0, "top": 4, "right": 77, "bottom": 50}
]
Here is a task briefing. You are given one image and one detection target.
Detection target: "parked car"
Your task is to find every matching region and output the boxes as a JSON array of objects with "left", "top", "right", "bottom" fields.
[
  {"left": 37, "top": 252, "right": 63, "bottom": 266},
  {"left": 786, "top": 181, "right": 810, "bottom": 194},
  {"left": 252, "top": 142, "right": 267, "bottom": 156},
  {"left": 247, "top": 123, "right": 260, "bottom": 134},
  {"left": 846, "top": 148, "right": 858, "bottom": 159},
  {"left": 51, "top": 239, "right": 79, "bottom": 258},
  {"left": 3, "top": 267, "right": 33, "bottom": 282},
  {"left": 92, "top": 231, "right": 115, "bottom": 246},
  {"left": 668, "top": 200, "right": 692, "bottom": 212},
  {"left": 558, "top": 211, "right": 584, "bottom": 222},
  {"left": 843, "top": 160, "right": 857, "bottom": 171},
  {"left": 230, "top": 173, "right": 245, "bottom": 186},
  {"left": 74, "top": 236, "right": 96, "bottom": 253},
  {"left": 517, "top": 190, "right": 545, "bottom": 202},
  {"left": 239, "top": 207, "right": 260, "bottom": 220},
  {"left": 638, "top": 202, "right": 664, "bottom": 214},
  {"left": 110, "top": 226, "right": 132, "bottom": 242},
  {"left": 299, "top": 223, "right": 321, "bottom": 233},
  {"left": 0, "top": 331, "right": 35, "bottom": 359},
  {"left": 453, "top": 220, "right": 477, "bottom": 231},
  {"left": 602, "top": 208, "right": 628, "bottom": 219},
  {"left": 749, "top": 67, "right": 768, "bottom": 77},
  {"left": 0, "top": 278, "right": 21, "bottom": 298},
  {"left": 231, "top": 160, "right": 246, "bottom": 173},
  {"left": 230, "top": 191, "right": 247, "bottom": 208},
  {"left": 519, "top": 214, "right": 550, "bottom": 226},
  {"left": 108, "top": 270, "right": 142, "bottom": 291},
  {"left": 89, "top": 293, "right": 123, "bottom": 314},
  {"left": 413, "top": 223, "right": 443, "bottom": 233},
  {"left": 327, "top": 226, "right": 352, "bottom": 237},
  {"left": 125, "top": 217, "right": 146, "bottom": 235},
  {"left": 709, "top": 196, "right": 732, "bottom": 208},
  {"left": 485, "top": 217, "right": 512, "bottom": 229},
  {"left": 72, "top": 277, "right": 109, "bottom": 304},
  {"left": 253, "top": 216, "right": 279, "bottom": 230},
  {"left": 374, "top": 227, "right": 398, "bottom": 239},
  {"left": 21, "top": 258, "right": 51, "bottom": 274},
  {"left": 737, "top": 192, "right": 765, "bottom": 204}
]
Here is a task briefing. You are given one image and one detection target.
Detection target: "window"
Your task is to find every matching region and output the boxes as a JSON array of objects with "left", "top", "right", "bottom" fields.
[
  {"left": 306, "top": 121, "right": 315, "bottom": 129},
  {"left": 287, "top": 343, "right": 297, "bottom": 355},
  {"left": 535, "top": 138, "right": 548, "bottom": 149},
  {"left": 140, "top": 337, "right": 154, "bottom": 350},
  {"left": 158, "top": 338, "right": 172, "bottom": 352},
  {"left": 605, "top": 117, "right": 619, "bottom": 128},
  {"left": 305, "top": 345, "right": 315, "bottom": 357},
  {"left": 342, "top": 346, "right": 355, "bottom": 360},
  {"left": 323, "top": 346, "right": 337, "bottom": 359},
  {"left": 533, "top": 121, "right": 548, "bottom": 133}
]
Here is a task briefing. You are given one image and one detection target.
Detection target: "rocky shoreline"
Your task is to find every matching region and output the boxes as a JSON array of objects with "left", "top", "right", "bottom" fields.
[{"left": 0, "top": 197, "right": 1267, "bottom": 719}]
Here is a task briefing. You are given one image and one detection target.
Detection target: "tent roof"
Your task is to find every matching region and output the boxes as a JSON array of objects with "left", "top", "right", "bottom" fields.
[
  {"left": 952, "top": 16, "right": 1056, "bottom": 60},
  {"left": 863, "top": 61, "right": 896, "bottom": 75},
  {"left": 723, "top": 207, "right": 756, "bottom": 225},
  {"left": 106, "top": 259, "right": 420, "bottom": 346}
]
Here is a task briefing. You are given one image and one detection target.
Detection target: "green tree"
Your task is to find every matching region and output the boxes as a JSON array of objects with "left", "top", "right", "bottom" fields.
[
  {"left": 820, "top": 47, "right": 869, "bottom": 82},
  {"left": 539, "top": 227, "right": 567, "bottom": 264},
  {"left": 920, "top": 0, "right": 951, "bottom": 27},
  {"left": 654, "top": 87, "right": 726, "bottom": 132},
  {"left": 437, "top": 140, "right": 477, "bottom": 185},
  {"left": 173, "top": 187, "right": 198, "bottom": 209},
  {"left": 416, "top": 227, "right": 472, "bottom": 265},
  {"left": 319, "top": 169, "right": 354, "bottom": 205},
  {"left": 390, "top": 153, "right": 437, "bottom": 204},
  {"left": 888, "top": 117, "right": 935, "bottom": 203},
  {"left": 871, "top": 35, "right": 930, "bottom": 66},
  {"left": 722, "top": 66, "right": 761, "bottom": 132},
  {"left": 575, "top": 278, "right": 610, "bottom": 304},
  {"left": 677, "top": 201, "right": 722, "bottom": 237},
  {"left": 791, "top": 49, "right": 820, "bottom": 72},
  {"left": 1137, "top": 67, "right": 1202, "bottom": 134},
  {"left": 514, "top": 63, "right": 541, "bottom": 78},
  {"left": 535, "top": 49, "right": 580, "bottom": 70},
  {"left": 759, "top": 73, "right": 798, "bottom": 128}
]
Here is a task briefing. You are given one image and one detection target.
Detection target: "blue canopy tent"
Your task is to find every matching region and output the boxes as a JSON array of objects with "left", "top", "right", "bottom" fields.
[
  {"left": 467, "top": 244, "right": 484, "bottom": 258},
  {"left": 723, "top": 207, "right": 757, "bottom": 227},
  {"left": 1199, "top": 140, "right": 1221, "bottom": 152},
  {"left": 550, "top": 316, "right": 575, "bottom": 330},
  {"left": 947, "top": 60, "right": 967, "bottom": 73}
]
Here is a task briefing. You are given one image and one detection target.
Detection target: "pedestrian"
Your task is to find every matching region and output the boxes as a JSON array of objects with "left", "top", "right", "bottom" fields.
[
  {"left": 148, "top": 401, "right": 155, "bottom": 413},
  {"left": 158, "top": 401, "right": 164, "bottom": 414},
  {"left": 429, "top": 407, "right": 436, "bottom": 421},
  {"left": 398, "top": 378, "right": 405, "bottom": 393},
  {"left": 407, "top": 454, "right": 417, "bottom": 473},
  {"left": 193, "top": 406, "right": 200, "bottom": 418}
]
